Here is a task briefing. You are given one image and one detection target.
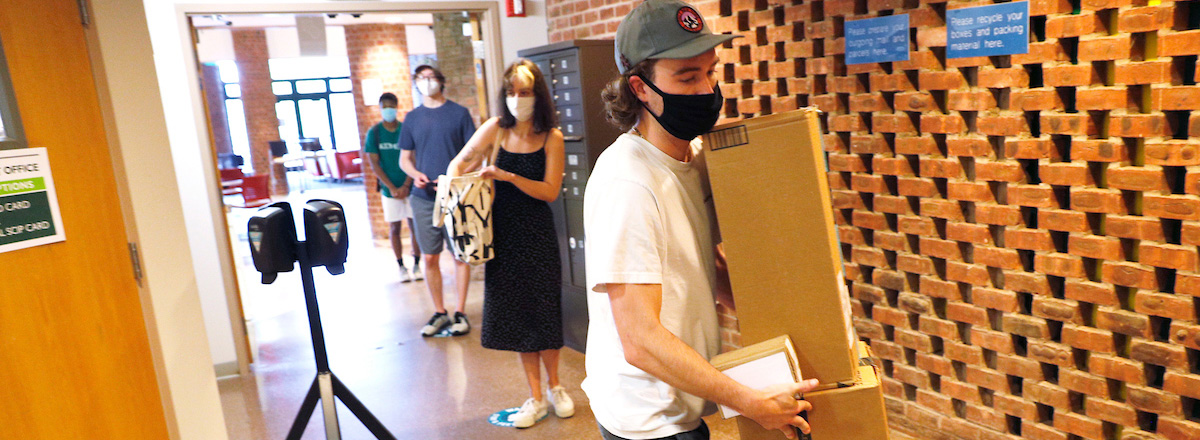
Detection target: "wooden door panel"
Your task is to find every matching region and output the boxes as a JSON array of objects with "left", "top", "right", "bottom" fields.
[{"left": 0, "top": 0, "right": 169, "bottom": 438}]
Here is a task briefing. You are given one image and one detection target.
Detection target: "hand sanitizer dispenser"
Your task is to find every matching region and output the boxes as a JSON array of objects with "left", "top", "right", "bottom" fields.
[
  {"left": 247, "top": 202, "right": 297, "bottom": 284},
  {"left": 303, "top": 199, "right": 349, "bottom": 275}
]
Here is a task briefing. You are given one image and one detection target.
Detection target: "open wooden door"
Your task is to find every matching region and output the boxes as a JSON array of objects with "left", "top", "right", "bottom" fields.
[{"left": 0, "top": 0, "right": 171, "bottom": 438}]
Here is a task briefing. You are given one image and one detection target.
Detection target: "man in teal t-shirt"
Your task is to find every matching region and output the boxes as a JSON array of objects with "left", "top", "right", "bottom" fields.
[{"left": 365, "top": 92, "right": 422, "bottom": 282}]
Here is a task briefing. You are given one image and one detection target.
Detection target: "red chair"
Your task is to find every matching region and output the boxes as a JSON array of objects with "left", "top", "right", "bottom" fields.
[
  {"left": 219, "top": 168, "right": 244, "bottom": 196},
  {"left": 228, "top": 174, "right": 272, "bottom": 208},
  {"left": 331, "top": 151, "right": 364, "bottom": 182}
]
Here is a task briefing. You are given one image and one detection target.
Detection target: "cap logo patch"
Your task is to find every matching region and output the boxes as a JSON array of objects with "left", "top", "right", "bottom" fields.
[{"left": 677, "top": 7, "right": 703, "bottom": 33}]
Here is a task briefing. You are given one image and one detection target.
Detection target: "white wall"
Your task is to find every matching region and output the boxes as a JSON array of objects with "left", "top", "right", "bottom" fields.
[
  {"left": 90, "top": 0, "right": 229, "bottom": 439},
  {"left": 406, "top": 25, "right": 436, "bottom": 55},
  {"left": 499, "top": 1, "right": 550, "bottom": 63},
  {"left": 140, "top": 0, "right": 548, "bottom": 378},
  {"left": 266, "top": 25, "right": 348, "bottom": 58}
]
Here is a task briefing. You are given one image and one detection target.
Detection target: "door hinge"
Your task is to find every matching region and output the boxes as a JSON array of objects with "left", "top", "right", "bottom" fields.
[
  {"left": 77, "top": 0, "right": 90, "bottom": 27},
  {"left": 128, "top": 242, "right": 144, "bottom": 286}
]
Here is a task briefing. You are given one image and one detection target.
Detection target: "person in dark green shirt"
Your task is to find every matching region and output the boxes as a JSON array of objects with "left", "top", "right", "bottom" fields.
[{"left": 364, "top": 92, "right": 422, "bottom": 282}]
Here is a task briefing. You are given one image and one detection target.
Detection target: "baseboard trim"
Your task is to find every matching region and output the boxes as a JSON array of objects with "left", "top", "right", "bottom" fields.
[{"left": 214, "top": 361, "right": 240, "bottom": 378}]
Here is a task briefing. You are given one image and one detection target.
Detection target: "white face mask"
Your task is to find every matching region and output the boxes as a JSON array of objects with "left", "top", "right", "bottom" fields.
[
  {"left": 506, "top": 96, "right": 536, "bottom": 122},
  {"left": 415, "top": 78, "right": 441, "bottom": 97}
]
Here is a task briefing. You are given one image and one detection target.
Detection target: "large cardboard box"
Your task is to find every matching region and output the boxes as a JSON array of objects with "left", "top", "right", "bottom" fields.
[
  {"left": 733, "top": 342, "right": 890, "bottom": 440},
  {"left": 703, "top": 109, "right": 858, "bottom": 385}
]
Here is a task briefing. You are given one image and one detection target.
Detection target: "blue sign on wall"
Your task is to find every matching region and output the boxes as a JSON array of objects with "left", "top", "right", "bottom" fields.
[
  {"left": 947, "top": 1, "right": 1030, "bottom": 58},
  {"left": 845, "top": 14, "right": 910, "bottom": 65}
]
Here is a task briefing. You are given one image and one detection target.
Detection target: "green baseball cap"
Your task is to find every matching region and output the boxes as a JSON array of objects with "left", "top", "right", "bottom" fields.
[{"left": 614, "top": 0, "right": 741, "bottom": 74}]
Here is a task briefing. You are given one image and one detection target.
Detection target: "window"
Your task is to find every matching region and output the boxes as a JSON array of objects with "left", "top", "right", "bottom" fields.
[
  {"left": 269, "top": 56, "right": 359, "bottom": 153},
  {"left": 215, "top": 60, "right": 251, "bottom": 170}
]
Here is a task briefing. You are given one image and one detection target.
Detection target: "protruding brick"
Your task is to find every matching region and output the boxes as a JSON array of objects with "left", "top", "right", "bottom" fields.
[
  {"left": 1076, "top": 87, "right": 1131, "bottom": 111},
  {"left": 976, "top": 203, "right": 1023, "bottom": 225},
  {"left": 1006, "top": 228, "right": 1054, "bottom": 251},
  {"left": 1006, "top": 138, "right": 1056, "bottom": 159},
  {"left": 1144, "top": 194, "right": 1200, "bottom": 220},
  {"left": 978, "top": 67, "right": 1029, "bottom": 88},
  {"left": 1109, "top": 113, "right": 1171, "bottom": 138},
  {"left": 1101, "top": 261, "right": 1158, "bottom": 290},
  {"left": 1041, "top": 112, "right": 1097, "bottom": 136},
  {"left": 1040, "top": 208, "right": 1092, "bottom": 232},
  {"left": 1131, "top": 338, "right": 1190, "bottom": 368},
  {"left": 1065, "top": 280, "right": 1119, "bottom": 306},
  {"left": 1145, "top": 140, "right": 1200, "bottom": 166},
  {"left": 1063, "top": 324, "right": 1116, "bottom": 353},
  {"left": 1159, "top": 29, "right": 1200, "bottom": 57},
  {"left": 1127, "top": 385, "right": 1183, "bottom": 416},
  {"left": 1035, "top": 253, "right": 1087, "bottom": 278},
  {"left": 1107, "top": 165, "right": 1169, "bottom": 192},
  {"left": 1114, "top": 59, "right": 1174, "bottom": 85},
  {"left": 1071, "top": 187, "right": 1128, "bottom": 214},
  {"left": 1044, "top": 64, "right": 1101, "bottom": 87},
  {"left": 1068, "top": 234, "right": 1123, "bottom": 260},
  {"left": 920, "top": 113, "right": 968, "bottom": 134},
  {"left": 1139, "top": 242, "right": 1199, "bottom": 271},
  {"left": 1011, "top": 88, "right": 1064, "bottom": 111},
  {"left": 1077, "top": 35, "right": 1133, "bottom": 62},
  {"left": 1072, "top": 139, "right": 1129, "bottom": 162},
  {"left": 1046, "top": 12, "right": 1101, "bottom": 38},
  {"left": 1118, "top": 5, "right": 1176, "bottom": 33},
  {"left": 976, "top": 159, "right": 1024, "bottom": 182},
  {"left": 975, "top": 245, "right": 1022, "bottom": 269},
  {"left": 1039, "top": 162, "right": 1091, "bottom": 186},
  {"left": 1096, "top": 307, "right": 1153, "bottom": 338},
  {"left": 919, "top": 71, "right": 967, "bottom": 90}
]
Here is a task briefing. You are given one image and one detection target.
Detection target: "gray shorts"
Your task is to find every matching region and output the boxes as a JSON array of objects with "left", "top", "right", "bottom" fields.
[{"left": 409, "top": 195, "right": 453, "bottom": 255}]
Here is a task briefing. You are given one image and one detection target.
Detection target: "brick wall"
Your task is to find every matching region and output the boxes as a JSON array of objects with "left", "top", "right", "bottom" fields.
[
  {"left": 346, "top": 24, "right": 414, "bottom": 240},
  {"left": 549, "top": 0, "right": 1200, "bottom": 439},
  {"left": 433, "top": 13, "right": 484, "bottom": 124},
  {"left": 232, "top": 29, "right": 288, "bottom": 195},
  {"left": 202, "top": 63, "right": 234, "bottom": 157}
]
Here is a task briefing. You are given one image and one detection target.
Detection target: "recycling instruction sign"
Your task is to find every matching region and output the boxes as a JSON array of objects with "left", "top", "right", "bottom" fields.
[{"left": 0, "top": 148, "right": 65, "bottom": 253}]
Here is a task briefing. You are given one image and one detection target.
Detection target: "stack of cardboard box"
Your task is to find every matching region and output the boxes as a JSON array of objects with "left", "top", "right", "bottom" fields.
[{"left": 703, "top": 109, "right": 890, "bottom": 440}]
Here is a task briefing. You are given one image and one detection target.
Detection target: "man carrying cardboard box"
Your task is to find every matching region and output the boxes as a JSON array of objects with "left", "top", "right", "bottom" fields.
[{"left": 583, "top": 1, "right": 820, "bottom": 438}]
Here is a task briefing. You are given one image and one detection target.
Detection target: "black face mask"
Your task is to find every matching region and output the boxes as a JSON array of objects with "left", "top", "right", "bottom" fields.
[{"left": 637, "top": 74, "right": 723, "bottom": 141}]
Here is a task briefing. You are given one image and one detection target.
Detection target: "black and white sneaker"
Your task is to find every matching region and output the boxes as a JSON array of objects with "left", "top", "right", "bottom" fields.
[
  {"left": 449, "top": 312, "right": 470, "bottom": 336},
  {"left": 420, "top": 312, "right": 450, "bottom": 337}
]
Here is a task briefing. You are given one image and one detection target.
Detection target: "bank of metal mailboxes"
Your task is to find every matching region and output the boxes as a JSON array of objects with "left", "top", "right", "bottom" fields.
[{"left": 518, "top": 40, "right": 622, "bottom": 351}]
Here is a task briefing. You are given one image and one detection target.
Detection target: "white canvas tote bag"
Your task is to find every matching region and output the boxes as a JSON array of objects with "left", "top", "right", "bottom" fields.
[{"left": 432, "top": 129, "right": 504, "bottom": 265}]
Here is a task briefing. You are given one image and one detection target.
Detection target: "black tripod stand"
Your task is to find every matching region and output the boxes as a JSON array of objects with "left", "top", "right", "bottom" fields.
[{"left": 284, "top": 243, "right": 396, "bottom": 440}]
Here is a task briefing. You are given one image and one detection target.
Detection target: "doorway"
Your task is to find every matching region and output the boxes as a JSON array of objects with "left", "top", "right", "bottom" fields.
[{"left": 180, "top": 4, "right": 503, "bottom": 435}]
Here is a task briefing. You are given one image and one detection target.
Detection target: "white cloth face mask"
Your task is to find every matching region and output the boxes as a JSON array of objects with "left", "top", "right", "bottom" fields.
[
  {"left": 506, "top": 96, "right": 536, "bottom": 122},
  {"left": 416, "top": 79, "right": 441, "bottom": 96}
]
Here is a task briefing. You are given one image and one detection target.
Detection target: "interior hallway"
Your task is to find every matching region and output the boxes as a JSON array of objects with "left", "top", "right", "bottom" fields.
[{"left": 217, "top": 182, "right": 739, "bottom": 439}]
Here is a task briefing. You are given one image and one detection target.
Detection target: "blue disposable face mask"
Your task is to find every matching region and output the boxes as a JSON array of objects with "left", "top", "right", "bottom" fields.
[{"left": 381, "top": 107, "right": 398, "bottom": 122}]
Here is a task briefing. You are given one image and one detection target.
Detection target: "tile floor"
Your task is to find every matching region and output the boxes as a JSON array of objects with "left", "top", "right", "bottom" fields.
[{"left": 217, "top": 181, "right": 740, "bottom": 439}]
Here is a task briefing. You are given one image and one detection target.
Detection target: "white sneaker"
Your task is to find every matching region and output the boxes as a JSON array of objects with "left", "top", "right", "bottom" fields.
[
  {"left": 420, "top": 313, "right": 450, "bottom": 337},
  {"left": 449, "top": 312, "right": 470, "bottom": 336},
  {"left": 510, "top": 397, "right": 549, "bottom": 428},
  {"left": 547, "top": 385, "right": 575, "bottom": 418},
  {"left": 412, "top": 266, "right": 425, "bottom": 281},
  {"left": 398, "top": 268, "right": 413, "bottom": 283}
]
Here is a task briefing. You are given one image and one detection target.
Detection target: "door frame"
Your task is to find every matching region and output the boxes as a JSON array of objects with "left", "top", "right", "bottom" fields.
[{"left": 172, "top": 1, "right": 505, "bottom": 374}]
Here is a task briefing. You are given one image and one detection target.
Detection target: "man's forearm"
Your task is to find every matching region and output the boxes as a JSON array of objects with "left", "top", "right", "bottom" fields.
[
  {"left": 609, "top": 284, "right": 754, "bottom": 412},
  {"left": 366, "top": 154, "right": 394, "bottom": 188},
  {"left": 623, "top": 321, "right": 752, "bottom": 410},
  {"left": 399, "top": 151, "right": 419, "bottom": 177}
]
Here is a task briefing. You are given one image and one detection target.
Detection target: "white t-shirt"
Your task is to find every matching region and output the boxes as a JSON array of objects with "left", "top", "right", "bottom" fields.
[{"left": 582, "top": 133, "right": 720, "bottom": 439}]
